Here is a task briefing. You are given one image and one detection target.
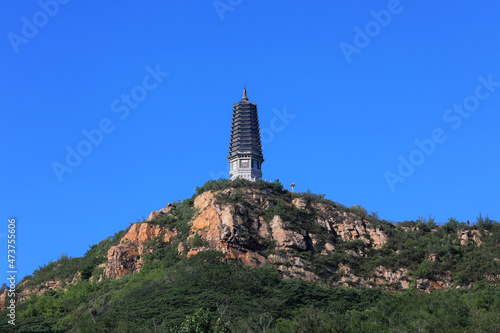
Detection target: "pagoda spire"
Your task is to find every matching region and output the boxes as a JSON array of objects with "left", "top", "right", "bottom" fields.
[{"left": 242, "top": 86, "right": 248, "bottom": 101}]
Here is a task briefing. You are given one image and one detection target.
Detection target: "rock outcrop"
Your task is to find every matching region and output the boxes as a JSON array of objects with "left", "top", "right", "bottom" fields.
[
  {"left": 16, "top": 185, "right": 500, "bottom": 305},
  {"left": 187, "top": 190, "right": 268, "bottom": 267},
  {"left": 313, "top": 204, "right": 388, "bottom": 249},
  {"left": 269, "top": 215, "right": 308, "bottom": 252},
  {"left": 17, "top": 277, "right": 72, "bottom": 302},
  {"left": 104, "top": 223, "right": 176, "bottom": 279},
  {"left": 457, "top": 229, "right": 482, "bottom": 246},
  {"left": 0, "top": 289, "right": 8, "bottom": 312},
  {"left": 372, "top": 266, "right": 411, "bottom": 289},
  {"left": 22, "top": 186, "right": 491, "bottom": 295},
  {"left": 147, "top": 203, "right": 174, "bottom": 221},
  {"left": 100, "top": 188, "right": 394, "bottom": 284}
]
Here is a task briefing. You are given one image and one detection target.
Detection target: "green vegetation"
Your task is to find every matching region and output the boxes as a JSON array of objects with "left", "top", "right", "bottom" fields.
[
  {"left": 210, "top": 180, "right": 500, "bottom": 288},
  {"left": 3, "top": 255, "right": 499, "bottom": 332},
  {"left": 3, "top": 179, "right": 499, "bottom": 332},
  {"left": 368, "top": 219, "right": 500, "bottom": 284},
  {"left": 271, "top": 285, "right": 500, "bottom": 332},
  {"left": 147, "top": 198, "right": 196, "bottom": 236},
  {"left": 2, "top": 252, "right": 386, "bottom": 332},
  {"left": 303, "top": 217, "right": 500, "bottom": 288},
  {"left": 171, "top": 308, "right": 231, "bottom": 333},
  {"left": 20, "top": 229, "right": 128, "bottom": 290},
  {"left": 195, "top": 178, "right": 286, "bottom": 197}
]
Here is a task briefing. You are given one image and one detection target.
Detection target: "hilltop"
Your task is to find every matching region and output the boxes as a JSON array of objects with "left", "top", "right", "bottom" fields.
[{"left": 2, "top": 179, "right": 499, "bottom": 332}]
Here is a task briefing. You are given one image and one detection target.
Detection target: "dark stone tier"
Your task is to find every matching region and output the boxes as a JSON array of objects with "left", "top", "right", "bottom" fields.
[{"left": 228, "top": 97, "right": 263, "bottom": 158}]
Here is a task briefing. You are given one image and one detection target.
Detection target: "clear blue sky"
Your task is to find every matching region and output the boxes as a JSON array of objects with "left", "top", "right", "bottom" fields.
[{"left": 1, "top": 0, "right": 499, "bottom": 282}]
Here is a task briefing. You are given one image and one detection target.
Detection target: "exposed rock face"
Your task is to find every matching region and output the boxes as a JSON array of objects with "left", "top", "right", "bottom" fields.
[
  {"left": 458, "top": 229, "right": 482, "bottom": 246},
  {"left": 102, "top": 189, "right": 393, "bottom": 284},
  {"left": 416, "top": 278, "right": 452, "bottom": 293},
  {"left": 95, "top": 188, "right": 495, "bottom": 292},
  {"left": 17, "top": 186, "right": 499, "bottom": 304},
  {"left": 187, "top": 190, "right": 268, "bottom": 267},
  {"left": 333, "top": 215, "right": 368, "bottom": 242},
  {"left": 0, "top": 289, "right": 8, "bottom": 312},
  {"left": 104, "top": 243, "right": 139, "bottom": 279},
  {"left": 147, "top": 203, "right": 174, "bottom": 221},
  {"left": 273, "top": 257, "right": 321, "bottom": 282},
  {"left": 428, "top": 253, "right": 439, "bottom": 262},
  {"left": 331, "top": 217, "right": 386, "bottom": 249},
  {"left": 313, "top": 205, "right": 388, "bottom": 250},
  {"left": 336, "top": 265, "right": 411, "bottom": 289},
  {"left": 182, "top": 190, "right": 393, "bottom": 283},
  {"left": 17, "top": 278, "right": 71, "bottom": 302},
  {"left": 292, "top": 198, "right": 307, "bottom": 210},
  {"left": 104, "top": 223, "right": 176, "bottom": 279},
  {"left": 373, "top": 266, "right": 411, "bottom": 289},
  {"left": 270, "top": 216, "right": 307, "bottom": 252},
  {"left": 369, "top": 228, "right": 389, "bottom": 249}
]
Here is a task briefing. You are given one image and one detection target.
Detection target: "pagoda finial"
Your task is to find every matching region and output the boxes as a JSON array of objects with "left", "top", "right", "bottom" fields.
[{"left": 242, "top": 86, "right": 248, "bottom": 101}]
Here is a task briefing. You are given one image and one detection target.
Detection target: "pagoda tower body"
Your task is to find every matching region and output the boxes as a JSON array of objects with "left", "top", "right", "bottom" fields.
[{"left": 228, "top": 88, "right": 264, "bottom": 181}]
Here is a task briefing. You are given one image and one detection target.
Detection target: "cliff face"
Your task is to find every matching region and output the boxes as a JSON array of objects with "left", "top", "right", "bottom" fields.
[
  {"left": 97, "top": 187, "right": 495, "bottom": 293},
  {"left": 97, "top": 188, "right": 496, "bottom": 292},
  {"left": 16, "top": 272, "right": 82, "bottom": 303},
  {"left": 18, "top": 184, "right": 494, "bottom": 302},
  {"left": 187, "top": 190, "right": 269, "bottom": 266},
  {"left": 0, "top": 290, "right": 8, "bottom": 312},
  {"left": 100, "top": 188, "right": 425, "bottom": 289},
  {"left": 185, "top": 190, "right": 391, "bottom": 283},
  {"left": 104, "top": 223, "right": 176, "bottom": 279}
]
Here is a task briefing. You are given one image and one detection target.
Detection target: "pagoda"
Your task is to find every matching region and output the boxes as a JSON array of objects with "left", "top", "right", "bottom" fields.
[{"left": 228, "top": 88, "right": 264, "bottom": 181}]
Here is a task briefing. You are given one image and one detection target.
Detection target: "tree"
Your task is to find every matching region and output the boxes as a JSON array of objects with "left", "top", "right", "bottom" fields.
[
  {"left": 477, "top": 212, "right": 495, "bottom": 232},
  {"left": 171, "top": 308, "right": 231, "bottom": 333}
]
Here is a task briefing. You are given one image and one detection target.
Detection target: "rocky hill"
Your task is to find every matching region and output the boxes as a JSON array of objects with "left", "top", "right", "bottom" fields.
[{"left": 3, "top": 179, "right": 500, "bottom": 332}]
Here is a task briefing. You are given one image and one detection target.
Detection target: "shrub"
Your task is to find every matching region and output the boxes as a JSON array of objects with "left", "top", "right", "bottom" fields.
[
  {"left": 170, "top": 308, "right": 231, "bottom": 333},
  {"left": 190, "top": 233, "right": 204, "bottom": 248},
  {"left": 195, "top": 178, "right": 285, "bottom": 196},
  {"left": 349, "top": 205, "right": 368, "bottom": 219},
  {"left": 477, "top": 212, "right": 496, "bottom": 232}
]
